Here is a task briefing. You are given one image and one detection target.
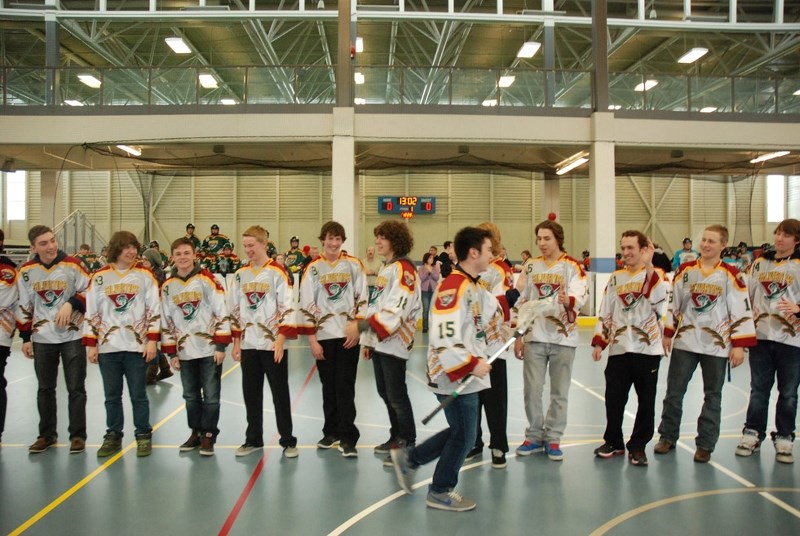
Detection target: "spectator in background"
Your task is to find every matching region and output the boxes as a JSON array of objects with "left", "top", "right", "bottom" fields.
[
  {"left": 217, "top": 243, "right": 241, "bottom": 276},
  {"left": 673, "top": 237, "right": 700, "bottom": 271},
  {"left": 75, "top": 244, "right": 103, "bottom": 274},
  {"left": 436, "top": 240, "right": 454, "bottom": 278},
  {"left": 362, "top": 246, "right": 383, "bottom": 302},
  {"left": 615, "top": 253, "right": 624, "bottom": 269},
  {"left": 285, "top": 236, "right": 306, "bottom": 275},
  {"left": 201, "top": 224, "right": 232, "bottom": 255},
  {"left": 738, "top": 242, "right": 753, "bottom": 269},
  {"left": 184, "top": 223, "right": 201, "bottom": 251},
  {"left": 275, "top": 253, "right": 294, "bottom": 285},
  {"left": 418, "top": 252, "right": 440, "bottom": 334},
  {"left": 582, "top": 250, "right": 591, "bottom": 271},
  {"left": 652, "top": 243, "right": 673, "bottom": 273}
]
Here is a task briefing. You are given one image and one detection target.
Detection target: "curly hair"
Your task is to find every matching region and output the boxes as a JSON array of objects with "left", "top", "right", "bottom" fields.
[
  {"left": 477, "top": 221, "right": 502, "bottom": 256},
  {"left": 373, "top": 220, "right": 414, "bottom": 258},
  {"left": 106, "top": 231, "right": 141, "bottom": 263}
]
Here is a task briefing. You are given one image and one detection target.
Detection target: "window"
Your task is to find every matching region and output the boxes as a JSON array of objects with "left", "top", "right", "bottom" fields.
[
  {"left": 767, "top": 174, "right": 785, "bottom": 223},
  {"left": 6, "top": 170, "right": 26, "bottom": 221}
]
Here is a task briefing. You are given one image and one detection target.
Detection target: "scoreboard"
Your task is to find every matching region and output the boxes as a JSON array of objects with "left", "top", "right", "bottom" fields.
[{"left": 378, "top": 196, "right": 436, "bottom": 219}]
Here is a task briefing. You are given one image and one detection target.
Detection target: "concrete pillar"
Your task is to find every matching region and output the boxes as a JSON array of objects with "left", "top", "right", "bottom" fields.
[
  {"left": 589, "top": 112, "right": 617, "bottom": 311},
  {"left": 331, "top": 107, "right": 358, "bottom": 253}
]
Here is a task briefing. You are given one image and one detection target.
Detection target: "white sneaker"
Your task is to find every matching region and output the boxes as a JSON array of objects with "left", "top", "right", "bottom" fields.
[
  {"left": 235, "top": 443, "right": 263, "bottom": 457},
  {"left": 774, "top": 436, "right": 794, "bottom": 464},
  {"left": 283, "top": 446, "right": 299, "bottom": 459},
  {"left": 426, "top": 489, "right": 477, "bottom": 512},
  {"left": 735, "top": 430, "right": 760, "bottom": 457}
]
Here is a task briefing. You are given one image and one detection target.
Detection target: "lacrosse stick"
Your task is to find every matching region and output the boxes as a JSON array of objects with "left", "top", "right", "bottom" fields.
[{"left": 421, "top": 299, "right": 549, "bottom": 424}]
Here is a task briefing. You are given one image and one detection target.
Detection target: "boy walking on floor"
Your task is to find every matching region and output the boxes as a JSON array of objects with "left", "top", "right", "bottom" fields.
[
  {"left": 161, "top": 237, "right": 232, "bottom": 456},
  {"left": 655, "top": 225, "right": 756, "bottom": 463},
  {"left": 298, "top": 221, "right": 368, "bottom": 458},
  {"left": 229, "top": 226, "right": 298, "bottom": 458},
  {"left": 391, "top": 226, "right": 506, "bottom": 512}
]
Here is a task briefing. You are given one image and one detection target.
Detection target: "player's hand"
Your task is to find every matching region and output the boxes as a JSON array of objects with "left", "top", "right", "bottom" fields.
[
  {"left": 54, "top": 302, "right": 73, "bottom": 328},
  {"left": 776, "top": 297, "right": 800, "bottom": 316},
  {"left": 343, "top": 321, "right": 360, "bottom": 349},
  {"left": 662, "top": 336, "right": 673, "bottom": 355},
  {"left": 729, "top": 347, "right": 745, "bottom": 368},
  {"left": 171, "top": 356, "right": 181, "bottom": 370},
  {"left": 22, "top": 342, "right": 33, "bottom": 359},
  {"left": 273, "top": 334, "right": 285, "bottom": 363},
  {"left": 87, "top": 346, "right": 99, "bottom": 364},
  {"left": 143, "top": 340, "right": 157, "bottom": 362},
  {"left": 310, "top": 339, "right": 325, "bottom": 360},
  {"left": 643, "top": 238, "right": 655, "bottom": 268},
  {"left": 213, "top": 351, "right": 225, "bottom": 365},
  {"left": 232, "top": 339, "right": 242, "bottom": 362},
  {"left": 362, "top": 347, "right": 373, "bottom": 360},
  {"left": 514, "top": 339, "right": 525, "bottom": 360},
  {"left": 592, "top": 346, "right": 603, "bottom": 362},
  {"left": 473, "top": 358, "right": 491, "bottom": 378}
]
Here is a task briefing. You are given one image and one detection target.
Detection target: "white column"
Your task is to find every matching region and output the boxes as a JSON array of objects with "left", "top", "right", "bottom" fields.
[
  {"left": 40, "top": 170, "right": 64, "bottom": 228},
  {"left": 331, "top": 107, "right": 359, "bottom": 253},
  {"left": 589, "top": 112, "right": 617, "bottom": 311}
]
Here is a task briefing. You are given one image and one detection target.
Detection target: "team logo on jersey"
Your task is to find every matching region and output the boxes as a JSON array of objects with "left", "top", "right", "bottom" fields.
[
  {"left": 32, "top": 280, "right": 68, "bottom": 308},
  {"left": 757, "top": 271, "right": 792, "bottom": 300},
  {"left": 404, "top": 271, "right": 415, "bottom": 288},
  {"left": 436, "top": 288, "right": 457, "bottom": 309},
  {"left": 241, "top": 282, "right": 269, "bottom": 310},
  {"left": 173, "top": 291, "right": 202, "bottom": 320},
  {"left": 370, "top": 284, "right": 385, "bottom": 305},
  {"left": 534, "top": 282, "right": 559, "bottom": 299},
  {"left": 689, "top": 283, "right": 722, "bottom": 313},
  {"left": 106, "top": 283, "right": 139, "bottom": 313},
  {"left": 0, "top": 269, "right": 14, "bottom": 281},
  {"left": 323, "top": 282, "right": 348, "bottom": 301},
  {"left": 286, "top": 254, "right": 298, "bottom": 265},
  {"left": 616, "top": 280, "right": 645, "bottom": 311}
]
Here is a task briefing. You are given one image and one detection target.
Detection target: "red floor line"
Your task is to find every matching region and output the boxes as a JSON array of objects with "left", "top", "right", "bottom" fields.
[{"left": 218, "top": 362, "right": 318, "bottom": 536}]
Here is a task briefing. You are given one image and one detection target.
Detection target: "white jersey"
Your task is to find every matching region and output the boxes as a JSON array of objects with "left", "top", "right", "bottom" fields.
[
  {"left": 478, "top": 257, "right": 515, "bottom": 358},
  {"left": 161, "top": 267, "right": 232, "bottom": 360},
  {"left": 517, "top": 253, "right": 587, "bottom": 348},
  {"left": 666, "top": 260, "right": 756, "bottom": 357},
  {"left": 298, "top": 253, "right": 368, "bottom": 341},
  {"left": 83, "top": 264, "right": 161, "bottom": 353},
  {"left": 427, "top": 268, "right": 508, "bottom": 395},
  {"left": 0, "top": 259, "right": 19, "bottom": 347},
  {"left": 360, "top": 258, "right": 421, "bottom": 360},
  {"left": 592, "top": 266, "right": 667, "bottom": 357},
  {"left": 17, "top": 252, "right": 90, "bottom": 344},
  {"left": 229, "top": 259, "right": 296, "bottom": 351},
  {"left": 748, "top": 251, "right": 800, "bottom": 348}
]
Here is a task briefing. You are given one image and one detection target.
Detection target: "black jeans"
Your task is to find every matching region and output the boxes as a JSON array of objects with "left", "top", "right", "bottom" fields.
[
  {"left": 0, "top": 346, "right": 8, "bottom": 437},
  {"left": 372, "top": 351, "right": 416, "bottom": 444},
  {"left": 241, "top": 349, "right": 295, "bottom": 448},
  {"left": 33, "top": 340, "right": 87, "bottom": 440},
  {"left": 317, "top": 338, "right": 360, "bottom": 445},
  {"left": 474, "top": 358, "right": 509, "bottom": 452},
  {"left": 603, "top": 353, "right": 661, "bottom": 451}
]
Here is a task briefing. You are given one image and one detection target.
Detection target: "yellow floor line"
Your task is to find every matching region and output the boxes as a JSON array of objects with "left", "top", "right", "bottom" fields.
[{"left": 9, "top": 363, "right": 241, "bottom": 536}]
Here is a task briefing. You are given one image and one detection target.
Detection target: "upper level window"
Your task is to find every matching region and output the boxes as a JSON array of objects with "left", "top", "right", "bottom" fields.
[{"left": 6, "top": 171, "right": 26, "bottom": 221}]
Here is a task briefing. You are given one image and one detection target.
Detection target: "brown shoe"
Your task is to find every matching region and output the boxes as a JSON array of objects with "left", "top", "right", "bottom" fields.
[
  {"left": 694, "top": 447, "right": 711, "bottom": 463},
  {"left": 199, "top": 433, "right": 215, "bottom": 456},
  {"left": 70, "top": 437, "right": 86, "bottom": 454},
  {"left": 29, "top": 437, "right": 56, "bottom": 453},
  {"left": 146, "top": 364, "right": 158, "bottom": 385},
  {"left": 653, "top": 439, "right": 675, "bottom": 454}
]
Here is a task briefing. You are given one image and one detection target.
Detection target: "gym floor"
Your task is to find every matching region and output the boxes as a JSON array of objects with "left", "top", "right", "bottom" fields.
[{"left": 1, "top": 327, "right": 798, "bottom": 535}]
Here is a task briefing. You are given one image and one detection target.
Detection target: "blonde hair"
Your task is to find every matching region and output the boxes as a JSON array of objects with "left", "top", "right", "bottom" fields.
[
  {"left": 243, "top": 225, "right": 269, "bottom": 245},
  {"left": 477, "top": 222, "right": 502, "bottom": 256}
]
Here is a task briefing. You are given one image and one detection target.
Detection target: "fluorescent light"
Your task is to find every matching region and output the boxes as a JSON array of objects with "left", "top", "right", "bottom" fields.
[
  {"left": 677, "top": 47, "right": 709, "bottom": 64},
  {"left": 699, "top": 106, "right": 717, "bottom": 113},
  {"left": 608, "top": 104, "right": 622, "bottom": 110},
  {"left": 556, "top": 157, "right": 588, "bottom": 175},
  {"left": 64, "top": 100, "right": 84, "bottom": 106},
  {"left": 117, "top": 145, "right": 142, "bottom": 157},
  {"left": 354, "top": 98, "right": 366, "bottom": 105},
  {"left": 750, "top": 151, "right": 790, "bottom": 164},
  {"left": 356, "top": 37, "right": 364, "bottom": 53},
  {"left": 220, "top": 98, "right": 236, "bottom": 105},
  {"left": 198, "top": 74, "right": 218, "bottom": 88},
  {"left": 634, "top": 80, "right": 658, "bottom": 91},
  {"left": 517, "top": 41, "right": 541, "bottom": 59},
  {"left": 498, "top": 75, "right": 516, "bottom": 88},
  {"left": 78, "top": 74, "right": 102, "bottom": 88},
  {"left": 794, "top": 89, "right": 800, "bottom": 96},
  {"left": 354, "top": 72, "right": 365, "bottom": 85},
  {"left": 482, "top": 99, "right": 498, "bottom": 107},
  {"left": 165, "top": 37, "right": 191, "bottom": 54}
]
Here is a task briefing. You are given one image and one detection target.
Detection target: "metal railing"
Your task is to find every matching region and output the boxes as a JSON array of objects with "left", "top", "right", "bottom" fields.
[
  {"left": 53, "top": 210, "right": 107, "bottom": 256},
  {"left": 2, "top": 65, "right": 800, "bottom": 115}
]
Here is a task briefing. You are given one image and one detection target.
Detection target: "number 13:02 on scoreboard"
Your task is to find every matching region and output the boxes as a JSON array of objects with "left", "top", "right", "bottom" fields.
[{"left": 378, "top": 196, "right": 436, "bottom": 215}]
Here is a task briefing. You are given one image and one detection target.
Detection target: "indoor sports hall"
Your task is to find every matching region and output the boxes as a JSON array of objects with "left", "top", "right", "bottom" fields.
[{"left": 2, "top": 0, "right": 800, "bottom": 534}]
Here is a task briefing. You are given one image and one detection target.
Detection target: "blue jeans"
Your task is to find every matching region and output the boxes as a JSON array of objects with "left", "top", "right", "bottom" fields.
[
  {"left": 179, "top": 357, "right": 222, "bottom": 436},
  {"left": 372, "top": 351, "right": 416, "bottom": 444},
  {"left": 421, "top": 291, "right": 433, "bottom": 331},
  {"left": 744, "top": 341, "right": 800, "bottom": 441},
  {"left": 408, "top": 392, "right": 479, "bottom": 494},
  {"left": 98, "top": 351, "right": 152, "bottom": 438},
  {"left": 33, "top": 340, "right": 87, "bottom": 440},
  {"left": 657, "top": 349, "right": 727, "bottom": 451}
]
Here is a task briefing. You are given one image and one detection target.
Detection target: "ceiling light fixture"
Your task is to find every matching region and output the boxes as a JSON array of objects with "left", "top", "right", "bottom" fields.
[
  {"left": 354, "top": 98, "right": 366, "bottom": 105},
  {"left": 165, "top": 37, "right": 192, "bottom": 54},
  {"left": 608, "top": 104, "right": 622, "bottom": 110},
  {"left": 482, "top": 99, "right": 498, "bottom": 107},
  {"left": 699, "top": 106, "right": 717, "bottom": 113},
  {"left": 794, "top": 89, "right": 800, "bottom": 96},
  {"left": 634, "top": 80, "right": 658, "bottom": 91},
  {"left": 498, "top": 75, "right": 516, "bottom": 88},
  {"left": 198, "top": 74, "right": 218, "bottom": 88},
  {"left": 356, "top": 37, "right": 364, "bottom": 53},
  {"left": 64, "top": 100, "right": 84, "bottom": 106},
  {"left": 750, "top": 150, "right": 790, "bottom": 164},
  {"left": 556, "top": 151, "right": 589, "bottom": 176},
  {"left": 354, "top": 72, "right": 365, "bottom": 85},
  {"left": 78, "top": 74, "right": 102, "bottom": 88},
  {"left": 220, "top": 98, "right": 236, "bottom": 105},
  {"left": 117, "top": 145, "right": 142, "bottom": 157},
  {"left": 677, "top": 47, "right": 709, "bottom": 64},
  {"left": 516, "top": 41, "right": 541, "bottom": 59}
]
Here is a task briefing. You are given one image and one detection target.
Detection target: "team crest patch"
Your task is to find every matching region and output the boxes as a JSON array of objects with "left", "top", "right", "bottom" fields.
[
  {"left": 323, "top": 281, "right": 349, "bottom": 301},
  {"left": 436, "top": 288, "right": 457, "bottom": 309},
  {"left": 245, "top": 291, "right": 266, "bottom": 310},
  {"left": 403, "top": 271, "right": 415, "bottom": 288},
  {"left": 760, "top": 279, "right": 788, "bottom": 300},
  {"left": 108, "top": 291, "right": 137, "bottom": 313},
  {"left": 178, "top": 299, "right": 201, "bottom": 320},
  {"left": 534, "top": 282, "right": 558, "bottom": 299},
  {"left": 0, "top": 269, "right": 14, "bottom": 281},
  {"left": 617, "top": 291, "right": 643, "bottom": 311},
  {"left": 690, "top": 292, "right": 720, "bottom": 313},
  {"left": 36, "top": 288, "right": 64, "bottom": 308}
]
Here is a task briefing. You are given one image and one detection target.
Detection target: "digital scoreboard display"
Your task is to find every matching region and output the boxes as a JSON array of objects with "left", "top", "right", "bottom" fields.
[{"left": 378, "top": 196, "right": 436, "bottom": 218}]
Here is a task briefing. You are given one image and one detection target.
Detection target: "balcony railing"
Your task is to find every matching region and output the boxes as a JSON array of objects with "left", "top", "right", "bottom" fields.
[{"left": 2, "top": 65, "right": 800, "bottom": 115}]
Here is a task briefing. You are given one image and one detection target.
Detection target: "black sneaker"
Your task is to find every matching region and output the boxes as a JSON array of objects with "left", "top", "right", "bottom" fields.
[
  {"left": 464, "top": 445, "right": 482, "bottom": 461},
  {"left": 316, "top": 435, "right": 340, "bottom": 449},
  {"left": 594, "top": 443, "right": 625, "bottom": 458},
  {"left": 339, "top": 442, "right": 358, "bottom": 458},
  {"left": 374, "top": 438, "right": 395, "bottom": 454},
  {"left": 491, "top": 449, "right": 507, "bottom": 469},
  {"left": 628, "top": 449, "right": 648, "bottom": 466}
]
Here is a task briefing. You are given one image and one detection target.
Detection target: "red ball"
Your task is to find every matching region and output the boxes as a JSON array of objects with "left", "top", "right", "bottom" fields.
[{"left": 547, "top": 212, "right": 557, "bottom": 221}]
